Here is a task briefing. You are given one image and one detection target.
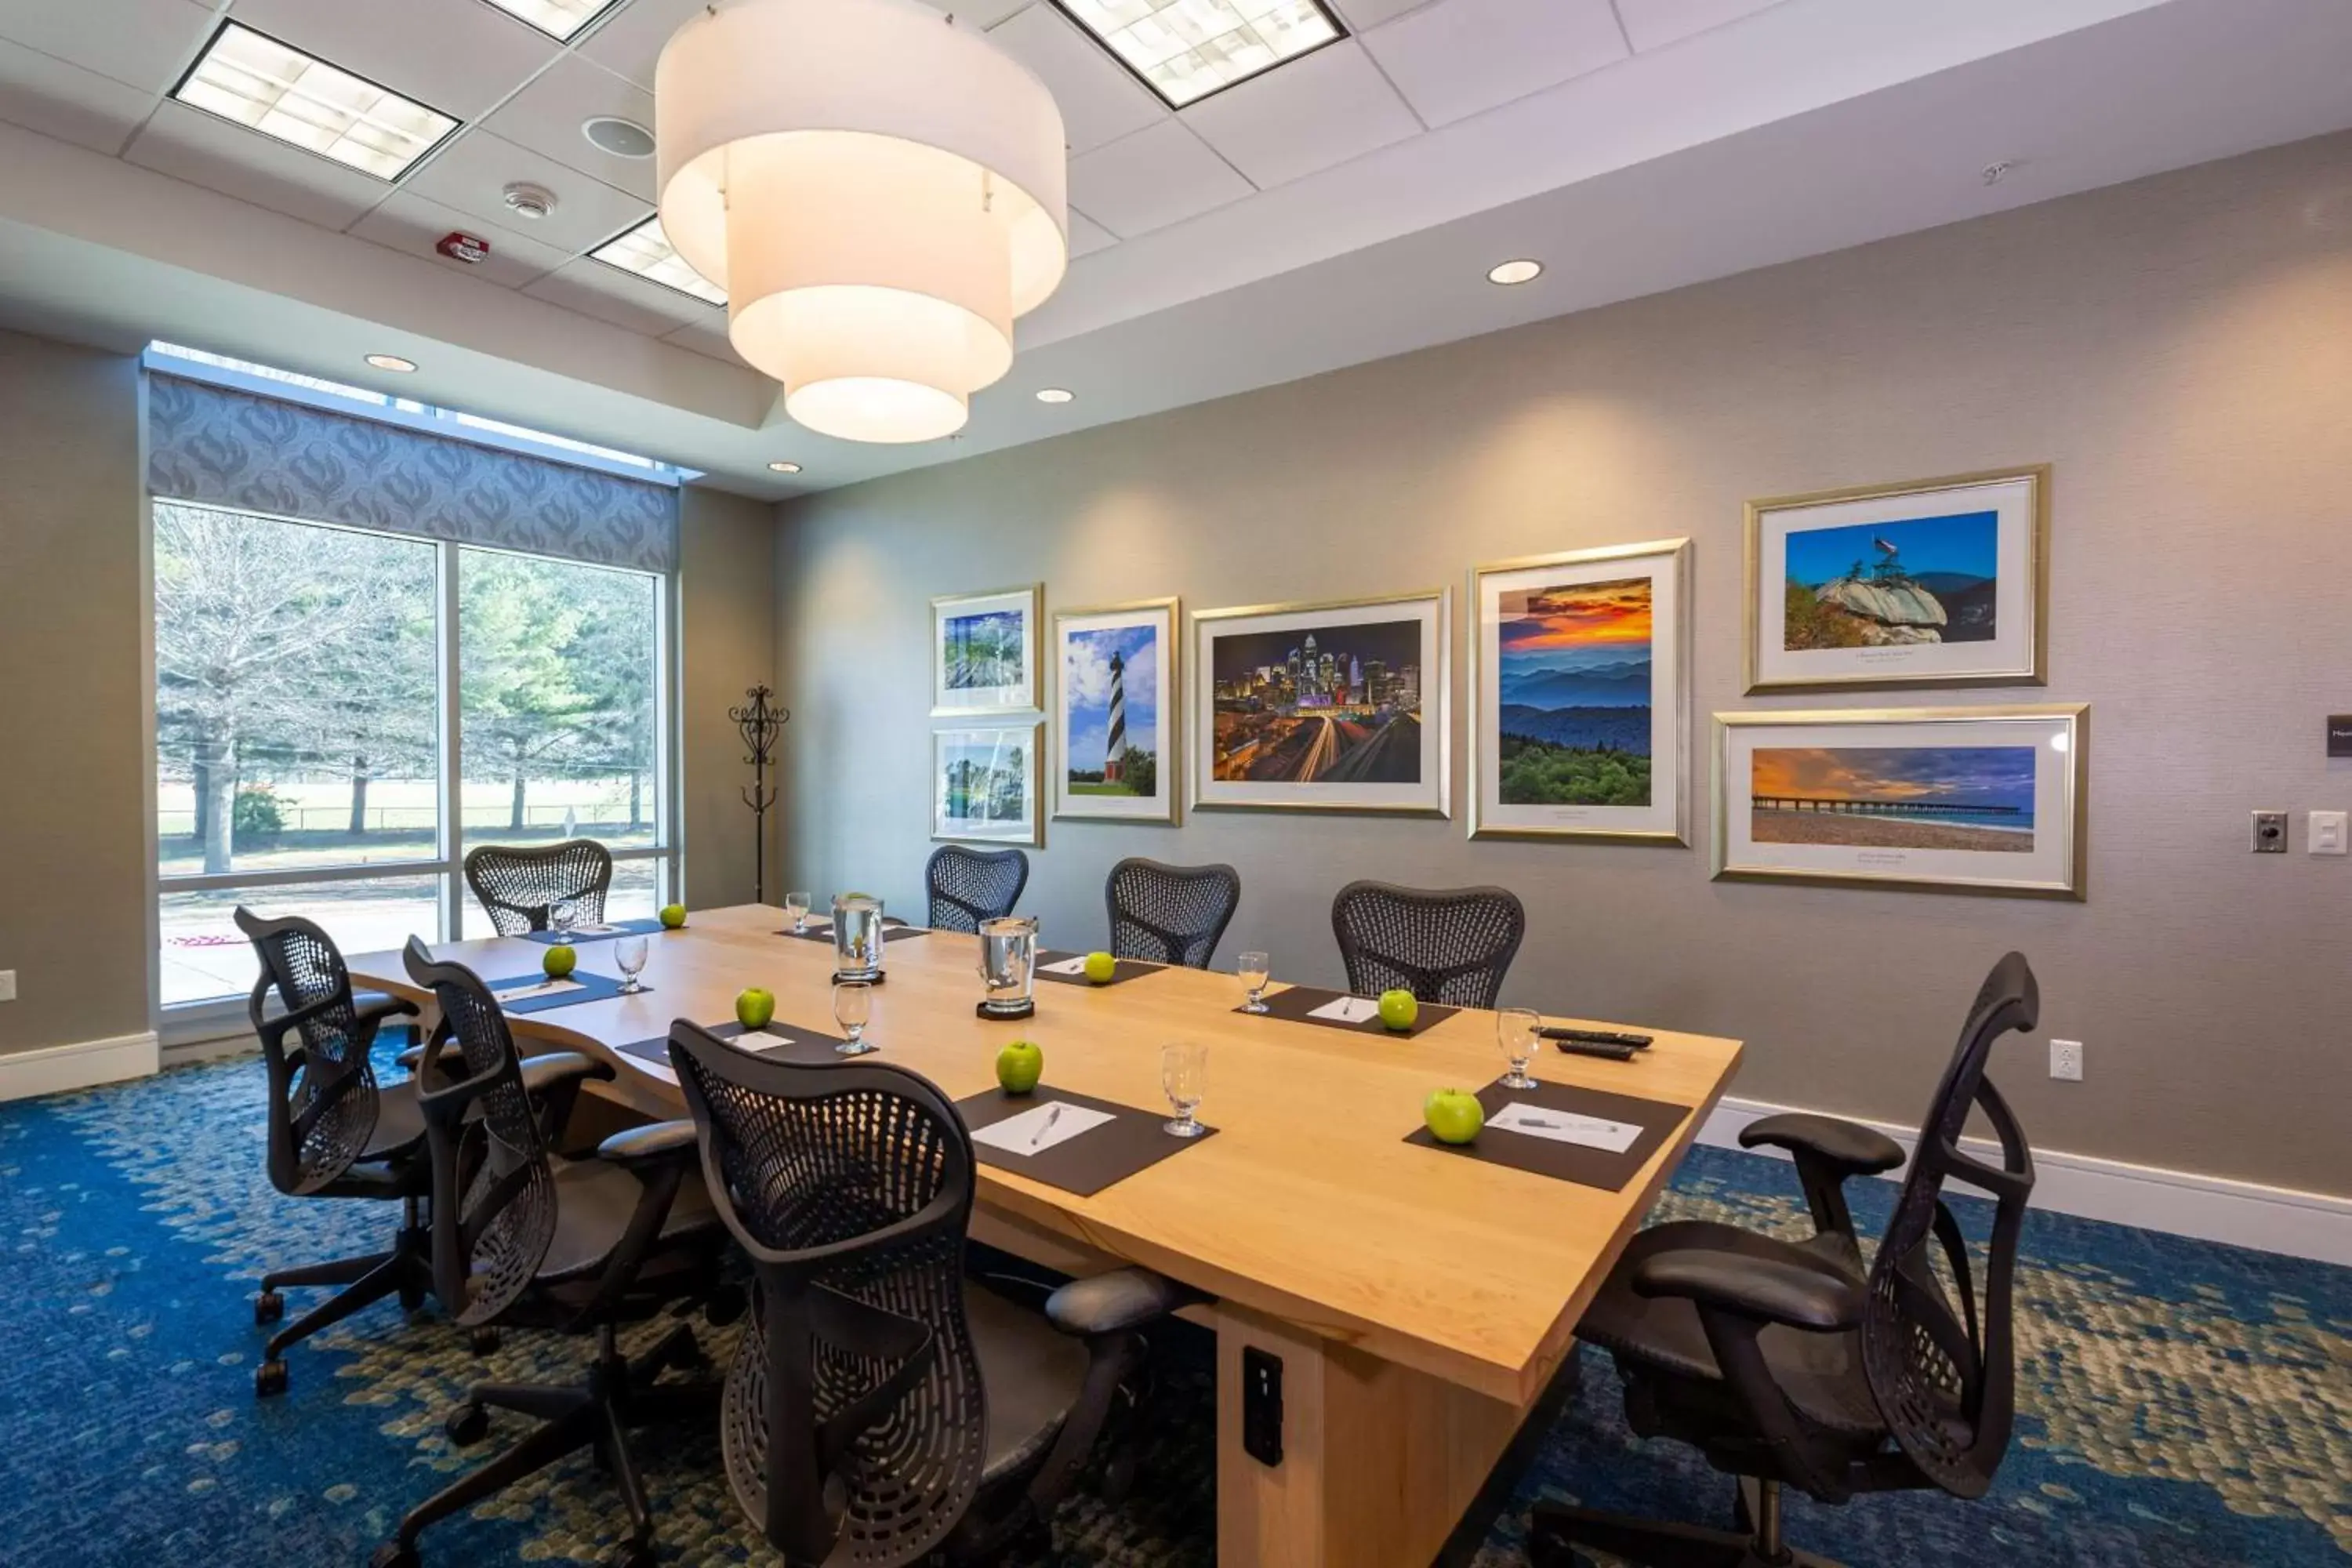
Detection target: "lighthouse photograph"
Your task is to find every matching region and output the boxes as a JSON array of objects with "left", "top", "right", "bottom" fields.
[{"left": 1054, "top": 600, "right": 1179, "bottom": 824}]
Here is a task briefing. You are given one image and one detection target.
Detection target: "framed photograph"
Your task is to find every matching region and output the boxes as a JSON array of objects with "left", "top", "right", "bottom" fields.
[
  {"left": 1054, "top": 598, "right": 1179, "bottom": 824},
  {"left": 1713, "top": 705, "right": 2086, "bottom": 898},
  {"left": 1746, "top": 466, "right": 2049, "bottom": 692},
  {"left": 1191, "top": 590, "right": 1449, "bottom": 817},
  {"left": 932, "top": 724, "right": 1044, "bottom": 845},
  {"left": 1470, "top": 539, "right": 1690, "bottom": 844},
  {"left": 932, "top": 584, "right": 1043, "bottom": 716}
]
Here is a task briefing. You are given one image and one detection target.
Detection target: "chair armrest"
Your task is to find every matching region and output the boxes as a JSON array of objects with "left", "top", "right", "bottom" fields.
[
  {"left": 1044, "top": 1267, "right": 1199, "bottom": 1338},
  {"left": 1739, "top": 1112, "right": 1904, "bottom": 1176},
  {"left": 596, "top": 1119, "right": 700, "bottom": 1171},
  {"left": 1633, "top": 1249, "right": 1864, "bottom": 1333},
  {"left": 394, "top": 1044, "right": 425, "bottom": 1074},
  {"left": 518, "top": 1051, "right": 612, "bottom": 1094}
]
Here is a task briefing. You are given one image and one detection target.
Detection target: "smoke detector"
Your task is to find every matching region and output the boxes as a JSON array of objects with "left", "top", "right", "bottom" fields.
[
  {"left": 583, "top": 116, "right": 657, "bottom": 159},
  {"left": 501, "top": 181, "right": 558, "bottom": 220}
]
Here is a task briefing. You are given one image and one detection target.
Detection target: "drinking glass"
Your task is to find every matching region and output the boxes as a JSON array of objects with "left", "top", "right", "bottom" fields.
[
  {"left": 833, "top": 980, "right": 875, "bottom": 1054},
  {"left": 1497, "top": 1007, "right": 1541, "bottom": 1090},
  {"left": 613, "top": 936, "right": 649, "bottom": 995},
  {"left": 550, "top": 899, "right": 578, "bottom": 937},
  {"left": 786, "top": 891, "right": 812, "bottom": 932},
  {"left": 1161, "top": 1041, "right": 1207, "bottom": 1138},
  {"left": 1237, "top": 951, "right": 1271, "bottom": 1014}
]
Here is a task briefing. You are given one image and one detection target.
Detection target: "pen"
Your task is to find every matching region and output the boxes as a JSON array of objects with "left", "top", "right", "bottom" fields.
[{"left": 1030, "top": 1105, "right": 1062, "bottom": 1148}]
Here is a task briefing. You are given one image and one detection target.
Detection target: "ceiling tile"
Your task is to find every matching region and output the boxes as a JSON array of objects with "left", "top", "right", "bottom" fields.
[
  {"left": 480, "top": 53, "right": 657, "bottom": 200},
  {"left": 573, "top": 0, "right": 702, "bottom": 90},
  {"left": 125, "top": 97, "right": 394, "bottom": 229},
  {"left": 349, "top": 191, "right": 574, "bottom": 289},
  {"left": 1068, "top": 118, "right": 1250, "bottom": 238},
  {"left": 1180, "top": 39, "right": 1419, "bottom": 189},
  {"left": 1363, "top": 0, "right": 1628, "bottom": 128},
  {"left": 1614, "top": 0, "right": 1788, "bottom": 53},
  {"left": 0, "top": 36, "right": 159, "bottom": 155},
  {"left": 661, "top": 316, "right": 747, "bottom": 366},
  {"left": 523, "top": 255, "right": 715, "bottom": 334},
  {"left": 1331, "top": 0, "right": 1431, "bottom": 28},
  {"left": 0, "top": 0, "right": 213, "bottom": 93},
  {"left": 1066, "top": 206, "right": 1116, "bottom": 258},
  {"left": 983, "top": 4, "right": 1163, "bottom": 155},
  {"left": 224, "top": 0, "right": 559, "bottom": 119},
  {"left": 401, "top": 127, "right": 649, "bottom": 256}
]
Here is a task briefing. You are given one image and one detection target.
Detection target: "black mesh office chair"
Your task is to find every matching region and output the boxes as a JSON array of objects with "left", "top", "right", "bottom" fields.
[
  {"left": 669, "top": 1021, "right": 1189, "bottom": 1566},
  {"left": 1531, "top": 953, "right": 2040, "bottom": 1568},
  {"left": 1105, "top": 857, "right": 1240, "bottom": 969},
  {"left": 371, "top": 939, "right": 728, "bottom": 1568},
  {"left": 462, "top": 838, "right": 614, "bottom": 935},
  {"left": 236, "top": 908, "right": 430, "bottom": 1397},
  {"left": 1330, "top": 880, "right": 1526, "bottom": 1008},
  {"left": 927, "top": 844, "right": 1030, "bottom": 933}
]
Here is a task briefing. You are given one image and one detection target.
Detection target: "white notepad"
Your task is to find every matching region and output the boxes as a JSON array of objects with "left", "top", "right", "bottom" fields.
[
  {"left": 493, "top": 978, "right": 586, "bottom": 1004},
  {"left": 1486, "top": 1102, "right": 1642, "bottom": 1153},
  {"left": 1307, "top": 995, "right": 1382, "bottom": 1024},
  {"left": 1038, "top": 956, "right": 1094, "bottom": 976},
  {"left": 566, "top": 923, "right": 619, "bottom": 936},
  {"left": 968, "top": 1101, "right": 1116, "bottom": 1156},
  {"left": 731, "top": 1030, "right": 795, "bottom": 1054}
]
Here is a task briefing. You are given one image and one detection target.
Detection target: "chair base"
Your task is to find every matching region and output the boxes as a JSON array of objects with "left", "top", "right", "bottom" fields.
[
  {"left": 374, "top": 1321, "right": 719, "bottom": 1566},
  {"left": 1529, "top": 1501, "right": 1847, "bottom": 1568},
  {"left": 254, "top": 1222, "right": 434, "bottom": 1396}
]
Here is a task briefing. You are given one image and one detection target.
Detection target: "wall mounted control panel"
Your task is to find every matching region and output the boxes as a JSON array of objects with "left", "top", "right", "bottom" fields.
[{"left": 2252, "top": 811, "right": 2288, "bottom": 852}]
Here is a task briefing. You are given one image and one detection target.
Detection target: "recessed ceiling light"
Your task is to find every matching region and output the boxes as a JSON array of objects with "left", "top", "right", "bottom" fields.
[
  {"left": 172, "top": 22, "right": 457, "bottom": 181},
  {"left": 365, "top": 353, "right": 418, "bottom": 372},
  {"left": 1035, "top": 388, "right": 1075, "bottom": 405},
  {"left": 583, "top": 115, "right": 657, "bottom": 159},
  {"left": 768, "top": 461, "right": 802, "bottom": 474},
  {"left": 1486, "top": 259, "right": 1543, "bottom": 286},
  {"left": 477, "top": 0, "right": 624, "bottom": 42},
  {"left": 589, "top": 216, "right": 728, "bottom": 307},
  {"left": 1051, "top": 0, "right": 1345, "bottom": 109}
]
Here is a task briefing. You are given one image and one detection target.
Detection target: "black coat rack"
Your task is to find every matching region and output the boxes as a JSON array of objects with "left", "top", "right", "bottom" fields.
[{"left": 730, "top": 685, "right": 789, "bottom": 904}]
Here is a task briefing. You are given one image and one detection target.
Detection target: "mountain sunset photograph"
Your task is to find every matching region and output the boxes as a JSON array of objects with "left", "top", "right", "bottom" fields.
[{"left": 1496, "top": 575, "right": 1653, "bottom": 807}]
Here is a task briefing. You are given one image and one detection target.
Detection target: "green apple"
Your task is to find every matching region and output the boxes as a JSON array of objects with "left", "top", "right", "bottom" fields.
[
  {"left": 1083, "top": 950, "right": 1117, "bottom": 984},
  {"left": 996, "top": 1039, "right": 1044, "bottom": 1094},
  {"left": 541, "top": 944, "right": 576, "bottom": 980},
  {"left": 1378, "top": 989, "right": 1420, "bottom": 1032},
  {"left": 1424, "top": 1087, "right": 1483, "bottom": 1145},
  {"left": 659, "top": 903, "right": 687, "bottom": 930},
  {"left": 735, "top": 987, "right": 776, "bottom": 1029}
]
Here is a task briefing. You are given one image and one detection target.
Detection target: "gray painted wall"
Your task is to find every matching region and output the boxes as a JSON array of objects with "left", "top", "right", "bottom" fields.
[
  {"left": 679, "top": 487, "right": 780, "bottom": 910},
  {"left": 773, "top": 131, "right": 2352, "bottom": 1198}
]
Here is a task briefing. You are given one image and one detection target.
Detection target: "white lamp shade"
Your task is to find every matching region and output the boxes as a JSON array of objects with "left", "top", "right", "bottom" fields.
[{"left": 656, "top": 0, "right": 1069, "bottom": 443}]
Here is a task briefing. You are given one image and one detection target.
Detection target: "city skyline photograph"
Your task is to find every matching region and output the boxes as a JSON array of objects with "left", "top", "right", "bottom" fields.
[{"left": 1209, "top": 615, "right": 1423, "bottom": 784}]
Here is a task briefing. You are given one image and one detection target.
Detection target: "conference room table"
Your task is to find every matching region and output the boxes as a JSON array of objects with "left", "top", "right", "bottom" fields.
[{"left": 347, "top": 902, "right": 1742, "bottom": 1566}]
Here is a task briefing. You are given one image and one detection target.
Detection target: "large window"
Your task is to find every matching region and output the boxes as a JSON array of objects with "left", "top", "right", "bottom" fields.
[{"left": 154, "top": 503, "right": 673, "bottom": 1009}]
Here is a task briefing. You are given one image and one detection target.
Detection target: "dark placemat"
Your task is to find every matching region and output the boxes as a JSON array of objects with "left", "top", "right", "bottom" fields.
[
  {"left": 954, "top": 1086, "right": 1215, "bottom": 1198},
  {"left": 1240, "top": 984, "right": 1457, "bottom": 1039},
  {"left": 1403, "top": 1076, "right": 1690, "bottom": 1192},
  {"left": 516, "top": 917, "right": 667, "bottom": 946},
  {"left": 1034, "top": 949, "right": 1166, "bottom": 988},
  {"left": 615, "top": 1018, "right": 850, "bottom": 1071},
  {"left": 485, "top": 970, "right": 640, "bottom": 1014},
  {"left": 778, "top": 918, "right": 929, "bottom": 944}
]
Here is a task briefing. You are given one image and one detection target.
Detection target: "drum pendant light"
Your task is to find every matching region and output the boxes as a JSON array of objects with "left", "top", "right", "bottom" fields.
[{"left": 655, "top": 0, "right": 1069, "bottom": 444}]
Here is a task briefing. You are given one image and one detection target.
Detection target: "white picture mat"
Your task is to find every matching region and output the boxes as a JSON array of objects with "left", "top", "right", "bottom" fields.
[
  {"left": 970, "top": 1101, "right": 1116, "bottom": 1156},
  {"left": 1475, "top": 546, "right": 1684, "bottom": 839},
  {"left": 1053, "top": 604, "right": 1177, "bottom": 822},
  {"left": 1719, "top": 713, "right": 2077, "bottom": 891},
  {"left": 1488, "top": 1102, "right": 1642, "bottom": 1152},
  {"left": 933, "top": 586, "right": 1040, "bottom": 714},
  {"left": 1755, "top": 475, "right": 2038, "bottom": 687},
  {"left": 933, "top": 724, "right": 1042, "bottom": 844},
  {"left": 1190, "top": 593, "right": 1449, "bottom": 815}
]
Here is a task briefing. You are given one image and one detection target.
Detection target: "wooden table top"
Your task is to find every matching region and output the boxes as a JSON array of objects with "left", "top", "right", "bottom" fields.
[{"left": 347, "top": 903, "right": 1742, "bottom": 1406}]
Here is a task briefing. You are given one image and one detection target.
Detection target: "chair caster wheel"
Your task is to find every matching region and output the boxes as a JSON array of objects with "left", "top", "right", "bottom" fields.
[
  {"left": 254, "top": 1290, "right": 285, "bottom": 1325},
  {"left": 368, "top": 1542, "right": 419, "bottom": 1568},
  {"left": 704, "top": 1283, "right": 746, "bottom": 1327},
  {"left": 254, "top": 1359, "right": 289, "bottom": 1398},
  {"left": 444, "top": 1402, "right": 489, "bottom": 1446},
  {"left": 468, "top": 1327, "right": 500, "bottom": 1356},
  {"left": 1098, "top": 1450, "right": 1138, "bottom": 1504}
]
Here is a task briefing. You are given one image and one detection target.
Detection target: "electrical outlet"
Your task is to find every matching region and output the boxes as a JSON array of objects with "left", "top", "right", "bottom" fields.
[
  {"left": 2049, "top": 1038, "right": 2083, "bottom": 1082},
  {"left": 2252, "top": 811, "right": 2288, "bottom": 852},
  {"left": 0, "top": 970, "right": 13, "bottom": 1003}
]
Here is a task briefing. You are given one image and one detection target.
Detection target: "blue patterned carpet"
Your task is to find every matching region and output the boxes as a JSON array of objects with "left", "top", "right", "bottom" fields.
[{"left": 1, "top": 1048, "right": 2344, "bottom": 1567}]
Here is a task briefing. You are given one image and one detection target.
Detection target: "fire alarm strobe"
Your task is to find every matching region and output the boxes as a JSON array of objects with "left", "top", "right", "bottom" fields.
[{"left": 436, "top": 230, "right": 492, "bottom": 264}]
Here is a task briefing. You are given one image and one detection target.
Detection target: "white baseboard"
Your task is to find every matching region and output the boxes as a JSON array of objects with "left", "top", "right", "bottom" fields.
[
  {"left": 1700, "top": 1096, "right": 2352, "bottom": 1269},
  {"left": 0, "top": 1030, "right": 161, "bottom": 1102}
]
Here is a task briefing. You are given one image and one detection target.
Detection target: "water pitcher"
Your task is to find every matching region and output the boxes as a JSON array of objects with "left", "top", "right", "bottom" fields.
[
  {"left": 832, "top": 894, "right": 885, "bottom": 982},
  {"left": 976, "top": 916, "right": 1038, "bottom": 1019}
]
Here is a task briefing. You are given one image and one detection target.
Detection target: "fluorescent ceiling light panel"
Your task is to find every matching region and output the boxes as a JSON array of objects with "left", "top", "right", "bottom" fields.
[
  {"left": 1054, "top": 0, "right": 1345, "bottom": 107},
  {"left": 590, "top": 216, "right": 728, "bottom": 307},
  {"left": 172, "top": 23, "right": 458, "bottom": 180},
  {"left": 477, "top": 0, "right": 623, "bottom": 41}
]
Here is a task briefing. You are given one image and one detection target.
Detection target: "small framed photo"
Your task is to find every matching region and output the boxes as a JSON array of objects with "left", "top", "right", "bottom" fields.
[
  {"left": 932, "top": 584, "right": 1043, "bottom": 716},
  {"left": 1713, "top": 705, "right": 2086, "bottom": 898},
  {"left": 933, "top": 724, "right": 1044, "bottom": 846},
  {"left": 1191, "top": 590, "right": 1449, "bottom": 817},
  {"left": 1470, "top": 539, "right": 1690, "bottom": 844},
  {"left": 1054, "top": 598, "right": 1179, "bottom": 824},
  {"left": 1746, "top": 466, "right": 2049, "bottom": 692}
]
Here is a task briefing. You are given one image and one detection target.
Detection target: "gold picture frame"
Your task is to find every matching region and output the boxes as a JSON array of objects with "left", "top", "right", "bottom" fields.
[
  {"left": 1744, "top": 465, "right": 2050, "bottom": 693},
  {"left": 932, "top": 721, "right": 1045, "bottom": 847},
  {"left": 1189, "top": 588, "right": 1450, "bottom": 818},
  {"left": 1051, "top": 597, "right": 1181, "bottom": 826},
  {"left": 931, "top": 583, "right": 1044, "bottom": 717},
  {"left": 1711, "top": 703, "right": 2087, "bottom": 899},
  {"left": 1468, "top": 538, "right": 1691, "bottom": 844}
]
